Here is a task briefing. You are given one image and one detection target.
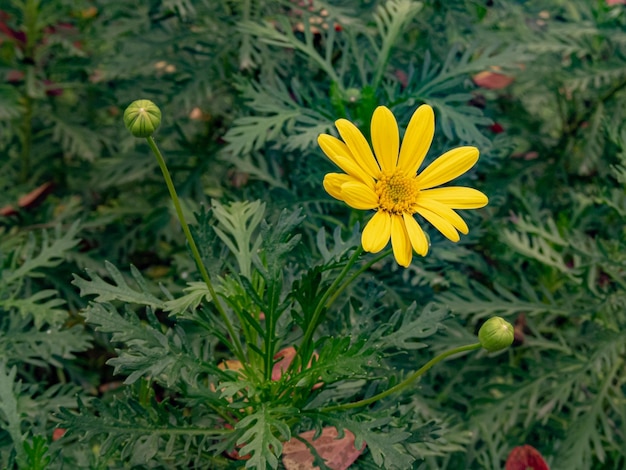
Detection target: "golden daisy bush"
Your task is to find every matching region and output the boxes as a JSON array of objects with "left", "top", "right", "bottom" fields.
[{"left": 318, "top": 104, "right": 488, "bottom": 267}]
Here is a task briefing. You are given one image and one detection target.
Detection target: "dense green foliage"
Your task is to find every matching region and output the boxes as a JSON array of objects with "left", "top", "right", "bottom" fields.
[{"left": 1, "top": 0, "right": 625, "bottom": 469}]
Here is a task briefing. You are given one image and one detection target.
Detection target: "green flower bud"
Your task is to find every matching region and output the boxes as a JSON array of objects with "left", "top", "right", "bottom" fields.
[
  {"left": 343, "top": 88, "right": 361, "bottom": 103},
  {"left": 478, "top": 316, "right": 514, "bottom": 352},
  {"left": 123, "top": 99, "right": 161, "bottom": 137}
]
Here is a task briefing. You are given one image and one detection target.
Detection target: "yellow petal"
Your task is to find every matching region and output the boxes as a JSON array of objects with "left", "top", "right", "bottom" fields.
[
  {"left": 335, "top": 118, "right": 381, "bottom": 177},
  {"left": 416, "top": 146, "right": 479, "bottom": 190},
  {"left": 362, "top": 211, "right": 391, "bottom": 253},
  {"left": 403, "top": 213, "right": 429, "bottom": 256},
  {"left": 397, "top": 105, "right": 435, "bottom": 176},
  {"left": 371, "top": 106, "right": 399, "bottom": 173},
  {"left": 420, "top": 187, "right": 488, "bottom": 209},
  {"left": 391, "top": 214, "right": 412, "bottom": 267},
  {"left": 415, "top": 206, "right": 461, "bottom": 242},
  {"left": 340, "top": 181, "right": 379, "bottom": 210},
  {"left": 418, "top": 198, "right": 469, "bottom": 234},
  {"left": 323, "top": 173, "right": 352, "bottom": 200},
  {"left": 334, "top": 155, "right": 376, "bottom": 190},
  {"left": 318, "top": 134, "right": 355, "bottom": 171}
]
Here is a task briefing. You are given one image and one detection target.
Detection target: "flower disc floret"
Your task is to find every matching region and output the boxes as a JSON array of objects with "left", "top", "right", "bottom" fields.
[
  {"left": 376, "top": 172, "right": 420, "bottom": 214},
  {"left": 318, "top": 104, "right": 489, "bottom": 267}
]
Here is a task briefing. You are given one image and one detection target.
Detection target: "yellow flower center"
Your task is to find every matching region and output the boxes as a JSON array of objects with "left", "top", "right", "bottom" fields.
[{"left": 375, "top": 172, "right": 420, "bottom": 214}]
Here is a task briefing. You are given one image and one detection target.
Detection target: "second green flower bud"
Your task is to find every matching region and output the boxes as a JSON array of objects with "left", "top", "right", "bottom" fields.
[
  {"left": 123, "top": 99, "right": 161, "bottom": 138},
  {"left": 478, "top": 316, "right": 514, "bottom": 352}
]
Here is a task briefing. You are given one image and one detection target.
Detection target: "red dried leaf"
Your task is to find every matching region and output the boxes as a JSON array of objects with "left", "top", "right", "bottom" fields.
[
  {"left": 282, "top": 427, "right": 364, "bottom": 470},
  {"left": 394, "top": 69, "right": 409, "bottom": 89},
  {"left": 52, "top": 428, "right": 66, "bottom": 441},
  {"left": 271, "top": 347, "right": 323, "bottom": 389},
  {"left": 513, "top": 313, "right": 527, "bottom": 345},
  {"left": 505, "top": 445, "right": 550, "bottom": 470},
  {"left": 0, "top": 205, "right": 18, "bottom": 217},
  {"left": 6, "top": 69, "right": 24, "bottom": 82},
  {"left": 189, "top": 107, "right": 211, "bottom": 121},
  {"left": 43, "top": 79, "right": 63, "bottom": 96},
  {"left": 272, "top": 347, "right": 298, "bottom": 381},
  {"left": 473, "top": 70, "right": 514, "bottom": 89},
  {"left": 0, "top": 13, "right": 27, "bottom": 45},
  {"left": 17, "top": 182, "right": 54, "bottom": 208},
  {"left": 98, "top": 381, "right": 124, "bottom": 394},
  {"left": 490, "top": 122, "right": 505, "bottom": 134},
  {"left": 80, "top": 7, "right": 99, "bottom": 19}
]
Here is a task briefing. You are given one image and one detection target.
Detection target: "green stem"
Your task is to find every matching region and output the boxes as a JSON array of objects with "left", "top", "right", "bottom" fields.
[
  {"left": 19, "top": 96, "right": 33, "bottom": 183},
  {"left": 322, "top": 342, "right": 482, "bottom": 412},
  {"left": 146, "top": 136, "right": 245, "bottom": 362},
  {"left": 19, "top": 0, "right": 39, "bottom": 183},
  {"left": 264, "top": 296, "right": 277, "bottom": 382},
  {"left": 297, "top": 246, "right": 363, "bottom": 365}
]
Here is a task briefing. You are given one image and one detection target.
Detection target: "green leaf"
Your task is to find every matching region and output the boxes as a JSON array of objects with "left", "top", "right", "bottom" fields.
[
  {"left": 406, "top": 44, "right": 530, "bottom": 146},
  {"left": 0, "top": 319, "right": 91, "bottom": 367},
  {"left": 0, "top": 362, "right": 26, "bottom": 465},
  {"left": 372, "top": 0, "right": 424, "bottom": 87},
  {"left": 3, "top": 222, "right": 80, "bottom": 284},
  {"left": 222, "top": 151, "right": 288, "bottom": 189},
  {"left": 315, "top": 225, "right": 360, "bottom": 265},
  {"left": 222, "top": 77, "right": 332, "bottom": 159},
  {"left": 254, "top": 208, "right": 304, "bottom": 334},
  {"left": 83, "top": 303, "right": 219, "bottom": 387},
  {"left": 23, "top": 435, "right": 51, "bottom": 470},
  {"left": 428, "top": 97, "right": 492, "bottom": 147},
  {"left": 2, "top": 289, "right": 67, "bottom": 328},
  {"left": 49, "top": 115, "right": 105, "bottom": 161},
  {"left": 306, "top": 336, "right": 379, "bottom": 386},
  {"left": 553, "top": 356, "right": 623, "bottom": 469},
  {"left": 72, "top": 261, "right": 165, "bottom": 309},
  {"left": 212, "top": 199, "right": 265, "bottom": 279},
  {"left": 223, "top": 79, "right": 302, "bottom": 156},
  {"left": 436, "top": 280, "right": 569, "bottom": 320},
  {"left": 224, "top": 110, "right": 301, "bottom": 156},
  {"left": 235, "top": 405, "right": 293, "bottom": 469},
  {"left": 237, "top": 19, "right": 340, "bottom": 84},
  {"left": 331, "top": 415, "right": 415, "bottom": 469},
  {"left": 164, "top": 281, "right": 211, "bottom": 315},
  {"left": 189, "top": 206, "right": 227, "bottom": 279},
  {"left": 59, "top": 393, "right": 229, "bottom": 467},
  {"left": 374, "top": 302, "right": 449, "bottom": 350},
  {"left": 256, "top": 208, "right": 304, "bottom": 280},
  {"left": 91, "top": 153, "right": 156, "bottom": 190},
  {"left": 0, "top": 85, "right": 23, "bottom": 120}
]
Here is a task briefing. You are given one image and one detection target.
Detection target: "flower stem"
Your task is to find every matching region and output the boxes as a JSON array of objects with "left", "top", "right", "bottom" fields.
[
  {"left": 19, "top": 0, "right": 38, "bottom": 183},
  {"left": 19, "top": 95, "right": 33, "bottom": 183},
  {"left": 145, "top": 136, "right": 245, "bottom": 362},
  {"left": 321, "top": 342, "right": 482, "bottom": 412}
]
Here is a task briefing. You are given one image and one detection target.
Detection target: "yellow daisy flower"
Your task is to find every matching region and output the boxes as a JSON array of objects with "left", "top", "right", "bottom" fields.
[{"left": 318, "top": 104, "right": 488, "bottom": 267}]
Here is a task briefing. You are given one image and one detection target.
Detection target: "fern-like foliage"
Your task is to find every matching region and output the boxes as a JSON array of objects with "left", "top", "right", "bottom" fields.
[
  {"left": 0, "top": 221, "right": 92, "bottom": 465},
  {"left": 1, "top": 0, "right": 623, "bottom": 468},
  {"left": 83, "top": 302, "right": 224, "bottom": 387},
  {"left": 0, "top": 362, "right": 26, "bottom": 466},
  {"left": 72, "top": 261, "right": 165, "bottom": 309},
  {"left": 235, "top": 405, "right": 294, "bottom": 469},
  {"left": 3, "top": 222, "right": 80, "bottom": 285},
  {"left": 59, "top": 393, "right": 232, "bottom": 468},
  {"left": 322, "top": 413, "right": 415, "bottom": 469}
]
